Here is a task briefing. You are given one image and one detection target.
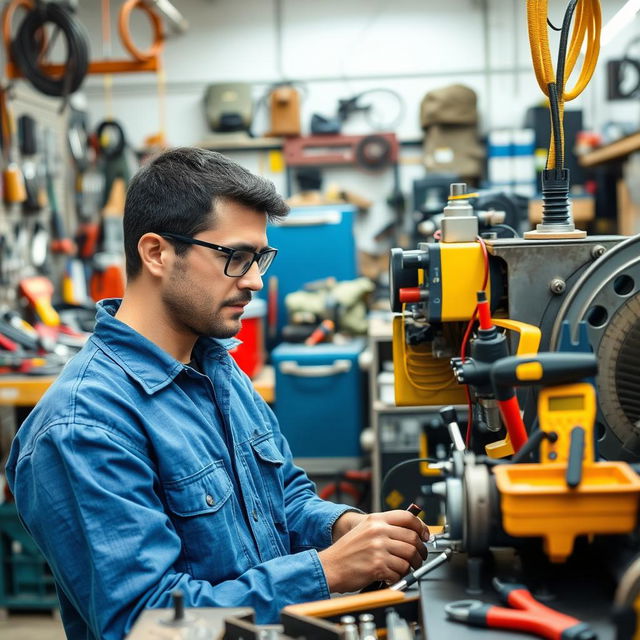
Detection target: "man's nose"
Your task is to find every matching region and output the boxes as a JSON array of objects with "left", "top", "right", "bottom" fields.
[{"left": 238, "top": 261, "right": 264, "bottom": 291}]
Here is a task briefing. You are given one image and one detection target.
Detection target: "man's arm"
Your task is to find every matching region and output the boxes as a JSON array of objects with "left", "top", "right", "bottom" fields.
[
  {"left": 249, "top": 389, "right": 429, "bottom": 593},
  {"left": 10, "top": 422, "right": 334, "bottom": 638},
  {"left": 253, "top": 389, "right": 361, "bottom": 551}
]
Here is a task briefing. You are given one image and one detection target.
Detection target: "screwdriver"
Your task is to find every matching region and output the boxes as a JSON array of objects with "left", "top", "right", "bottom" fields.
[{"left": 389, "top": 548, "right": 453, "bottom": 591}]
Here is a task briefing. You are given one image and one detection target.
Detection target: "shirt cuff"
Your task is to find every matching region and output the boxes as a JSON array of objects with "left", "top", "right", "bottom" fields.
[
  {"left": 307, "top": 548, "right": 331, "bottom": 601},
  {"left": 324, "top": 506, "right": 365, "bottom": 547}
]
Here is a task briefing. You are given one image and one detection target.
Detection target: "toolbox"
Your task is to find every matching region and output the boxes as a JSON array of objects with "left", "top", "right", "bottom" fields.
[
  {"left": 0, "top": 502, "right": 58, "bottom": 610},
  {"left": 264, "top": 205, "right": 358, "bottom": 344},
  {"left": 271, "top": 339, "right": 365, "bottom": 471}
]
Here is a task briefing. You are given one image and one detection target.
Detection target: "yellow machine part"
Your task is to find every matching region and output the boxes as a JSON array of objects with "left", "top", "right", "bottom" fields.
[
  {"left": 392, "top": 315, "right": 466, "bottom": 407},
  {"left": 440, "top": 243, "right": 490, "bottom": 322},
  {"left": 494, "top": 461, "right": 640, "bottom": 562},
  {"left": 419, "top": 432, "right": 444, "bottom": 476},
  {"left": 539, "top": 383, "right": 597, "bottom": 464},
  {"left": 484, "top": 319, "right": 542, "bottom": 459}
]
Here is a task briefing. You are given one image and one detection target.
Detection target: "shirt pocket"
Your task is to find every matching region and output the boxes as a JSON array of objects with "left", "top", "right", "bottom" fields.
[
  {"left": 250, "top": 434, "right": 286, "bottom": 527},
  {"left": 164, "top": 462, "right": 233, "bottom": 516},
  {"left": 163, "top": 462, "right": 238, "bottom": 577}
]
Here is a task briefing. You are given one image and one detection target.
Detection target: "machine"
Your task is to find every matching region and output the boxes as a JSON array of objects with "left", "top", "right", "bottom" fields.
[
  {"left": 389, "top": 187, "right": 640, "bottom": 460},
  {"left": 384, "top": 2, "right": 640, "bottom": 636}
]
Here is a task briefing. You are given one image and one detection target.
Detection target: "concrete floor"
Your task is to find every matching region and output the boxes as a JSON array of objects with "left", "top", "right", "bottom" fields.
[{"left": 0, "top": 611, "right": 66, "bottom": 640}]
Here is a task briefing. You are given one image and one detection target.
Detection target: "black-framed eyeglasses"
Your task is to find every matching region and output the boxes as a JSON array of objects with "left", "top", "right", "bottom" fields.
[{"left": 160, "top": 233, "right": 278, "bottom": 277}]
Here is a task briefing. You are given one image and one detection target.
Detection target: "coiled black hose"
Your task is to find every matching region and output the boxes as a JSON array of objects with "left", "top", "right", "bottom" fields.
[{"left": 11, "top": 2, "right": 90, "bottom": 97}]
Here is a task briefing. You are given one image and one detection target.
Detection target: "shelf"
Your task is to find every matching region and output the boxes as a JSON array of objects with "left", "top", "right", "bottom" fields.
[
  {"left": 197, "top": 137, "right": 422, "bottom": 154},
  {"left": 196, "top": 135, "right": 284, "bottom": 152},
  {"left": 0, "top": 367, "right": 274, "bottom": 407},
  {"left": 579, "top": 131, "right": 640, "bottom": 167},
  {"left": 0, "top": 376, "right": 56, "bottom": 406},
  {"left": 373, "top": 400, "right": 431, "bottom": 413}
]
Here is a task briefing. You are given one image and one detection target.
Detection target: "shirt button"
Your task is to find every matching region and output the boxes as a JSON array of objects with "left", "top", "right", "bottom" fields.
[
  {"left": 206, "top": 494, "right": 215, "bottom": 507},
  {"left": 252, "top": 509, "right": 259, "bottom": 521}
]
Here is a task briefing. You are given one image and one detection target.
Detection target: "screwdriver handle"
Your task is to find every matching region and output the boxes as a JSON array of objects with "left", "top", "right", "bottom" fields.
[{"left": 490, "top": 353, "right": 598, "bottom": 401}]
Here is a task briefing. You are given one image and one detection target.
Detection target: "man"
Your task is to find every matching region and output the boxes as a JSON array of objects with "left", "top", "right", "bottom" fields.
[{"left": 6, "top": 148, "right": 428, "bottom": 639}]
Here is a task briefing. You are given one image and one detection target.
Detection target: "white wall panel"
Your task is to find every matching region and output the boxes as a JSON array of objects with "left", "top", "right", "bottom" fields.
[{"left": 68, "top": 0, "right": 640, "bottom": 252}]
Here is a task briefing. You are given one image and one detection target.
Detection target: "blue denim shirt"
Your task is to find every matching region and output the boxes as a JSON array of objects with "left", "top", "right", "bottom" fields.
[{"left": 6, "top": 299, "right": 355, "bottom": 639}]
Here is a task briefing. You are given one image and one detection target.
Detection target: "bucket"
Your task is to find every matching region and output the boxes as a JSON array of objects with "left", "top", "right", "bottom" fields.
[{"left": 230, "top": 297, "right": 266, "bottom": 378}]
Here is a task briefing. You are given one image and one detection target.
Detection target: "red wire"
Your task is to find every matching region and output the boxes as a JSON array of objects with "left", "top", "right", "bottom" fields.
[{"left": 461, "top": 236, "right": 490, "bottom": 447}]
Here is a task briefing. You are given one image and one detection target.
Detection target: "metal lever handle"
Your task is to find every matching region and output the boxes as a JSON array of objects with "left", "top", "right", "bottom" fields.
[{"left": 279, "top": 359, "right": 351, "bottom": 377}]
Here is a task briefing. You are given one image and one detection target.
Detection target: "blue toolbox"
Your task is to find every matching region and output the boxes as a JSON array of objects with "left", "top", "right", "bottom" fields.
[
  {"left": 271, "top": 339, "right": 365, "bottom": 473},
  {"left": 264, "top": 205, "right": 358, "bottom": 344},
  {"left": 0, "top": 502, "right": 58, "bottom": 610}
]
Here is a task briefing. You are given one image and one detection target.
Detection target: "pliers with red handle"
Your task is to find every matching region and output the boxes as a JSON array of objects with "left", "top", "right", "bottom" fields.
[{"left": 444, "top": 578, "right": 597, "bottom": 639}]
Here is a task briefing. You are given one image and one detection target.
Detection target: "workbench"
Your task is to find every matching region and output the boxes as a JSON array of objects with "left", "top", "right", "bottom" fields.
[
  {"left": 0, "top": 365, "right": 275, "bottom": 407},
  {"left": 418, "top": 548, "right": 615, "bottom": 639}
]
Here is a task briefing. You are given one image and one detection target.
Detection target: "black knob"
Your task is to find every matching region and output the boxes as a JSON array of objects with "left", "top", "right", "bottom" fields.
[
  {"left": 440, "top": 406, "right": 458, "bottom": 426},
  {"left": 172, "top": 589, "right": 185, "bottom": 622},
  {"left": 389, "top": 248, "right": 419, "bottom": 312}
]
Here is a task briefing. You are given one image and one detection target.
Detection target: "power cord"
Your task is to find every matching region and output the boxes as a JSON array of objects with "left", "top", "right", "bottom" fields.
[
  {"left": 380, "top": 456, "right": 438, "bottom": 510},
  {"left": 527, "top": 0, "right": 600, "bottom": 227}
]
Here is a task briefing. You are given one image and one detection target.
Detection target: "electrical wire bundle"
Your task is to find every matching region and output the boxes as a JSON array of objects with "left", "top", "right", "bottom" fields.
[
  {"left": 11, "top": 1, "right": 90, "bottom": 98},
  {"left": 527, "top": 0, "right": 600, "bottom": 228}
]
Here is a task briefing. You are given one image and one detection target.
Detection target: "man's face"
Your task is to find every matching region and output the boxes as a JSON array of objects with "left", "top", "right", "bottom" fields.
[{"left": 162, "top": 200, "right": 268, "bottom": 339}]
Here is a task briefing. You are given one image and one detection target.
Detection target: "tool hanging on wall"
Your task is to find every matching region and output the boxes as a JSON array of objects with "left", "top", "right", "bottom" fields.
[
  {"left": 311, "top": 88, "right": 405, "bottom": 135},
  {"left": 0, "top": 86, "right": 26, "bottom": 204},
  {"left": 96, "top": 118, "right": 130, "bottom": 205},
  {"left": 89, "top": 176, "right": 126, "bottom": 302},
  {"left": 18, "top": 114, "right": 45, "bottom": 213},
  {"left": 43, "top": 128, "right": 74, "bottom": 256},
  {"left": 267, "top": 83, "right": 302, "bottom": 137}
]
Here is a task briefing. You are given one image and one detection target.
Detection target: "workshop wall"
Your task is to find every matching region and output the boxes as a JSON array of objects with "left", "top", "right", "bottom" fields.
[{"left": 75, "top": 0, "right": 640, "bottom": 253}]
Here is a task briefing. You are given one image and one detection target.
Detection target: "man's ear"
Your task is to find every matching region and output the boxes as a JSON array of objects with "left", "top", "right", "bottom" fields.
[{"left": 138, "top": 233, "right": 174, "bottom": 278}]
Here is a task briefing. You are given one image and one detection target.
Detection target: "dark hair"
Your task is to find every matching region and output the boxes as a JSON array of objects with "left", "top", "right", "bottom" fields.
[{"left": 123, "top": 147, "right": 289, "bottom": 279}]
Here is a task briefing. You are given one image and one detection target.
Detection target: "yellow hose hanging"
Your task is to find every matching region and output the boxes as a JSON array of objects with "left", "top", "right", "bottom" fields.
[{"left": 527, "top": 1, "right": 601, "bottom": 169}]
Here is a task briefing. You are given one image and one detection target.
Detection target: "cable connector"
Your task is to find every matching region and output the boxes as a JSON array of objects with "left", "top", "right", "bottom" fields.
[
  {"left": 524, "top": 167, "right": 586, "bottom": 239},
  {"left": 541, "top": 168, "right": 570, "bottom": 226}
]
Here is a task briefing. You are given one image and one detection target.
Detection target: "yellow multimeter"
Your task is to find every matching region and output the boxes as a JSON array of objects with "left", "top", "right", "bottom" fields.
[{"left": 538, "top": 382, "right": 597, "bottom": 464}]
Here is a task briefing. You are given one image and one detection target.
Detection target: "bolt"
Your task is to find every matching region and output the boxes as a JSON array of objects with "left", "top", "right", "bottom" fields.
[
  {"left": 450, "top": 183, "right": 467, "bottom": 197},
  {"left": 549, "top": 278, "right": 566, "bottom": 295},
  {"left": 591, "top": 244, "right": 606, "bottom": 259}
]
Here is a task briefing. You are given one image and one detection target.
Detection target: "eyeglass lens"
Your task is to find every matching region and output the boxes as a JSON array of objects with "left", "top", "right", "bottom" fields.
[{"left": 226, "top": 250, "right": 275, "bottom": 276}]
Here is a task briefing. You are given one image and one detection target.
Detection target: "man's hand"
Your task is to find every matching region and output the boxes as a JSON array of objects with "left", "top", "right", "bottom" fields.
[{"left": 318, "top": 511, "right": 429, "bottom": 593}]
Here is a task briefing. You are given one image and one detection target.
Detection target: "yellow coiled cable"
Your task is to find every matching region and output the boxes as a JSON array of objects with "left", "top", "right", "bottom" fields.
[{"left": 527, "top": 0, "right": 601, "bottom": 169}]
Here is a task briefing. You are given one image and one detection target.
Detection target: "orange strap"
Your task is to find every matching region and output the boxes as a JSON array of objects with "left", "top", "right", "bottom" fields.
[
  {"left": 118, "top": 0, "right": 164, "bottom": 62},
  {"left": 2, "top": 0, "right": 36, "bottom": 61}
]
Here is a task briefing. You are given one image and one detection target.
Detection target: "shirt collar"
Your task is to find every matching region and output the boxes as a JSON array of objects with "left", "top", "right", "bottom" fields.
[{"left": 92, "top": 299, "right": 239, "bottom": 394}]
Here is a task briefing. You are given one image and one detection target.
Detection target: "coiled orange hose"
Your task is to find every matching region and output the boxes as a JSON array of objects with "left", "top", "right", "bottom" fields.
[{"left": 118, "top": 0, "right": 164, "bottom": 62}]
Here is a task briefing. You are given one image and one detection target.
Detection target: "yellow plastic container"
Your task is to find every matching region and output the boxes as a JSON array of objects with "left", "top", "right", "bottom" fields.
[{"left": 493, "top": 462, "right": 640, "bottom": 562}]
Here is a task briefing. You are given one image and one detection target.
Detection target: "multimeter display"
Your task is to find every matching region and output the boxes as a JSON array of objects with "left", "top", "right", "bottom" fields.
[
  {"left": 539, "top": 383, "right": 596, "bottom": 464},
  {"left": 548, "top": 395, "right": 585, "bottom": 411}
]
